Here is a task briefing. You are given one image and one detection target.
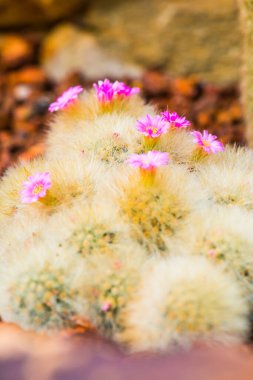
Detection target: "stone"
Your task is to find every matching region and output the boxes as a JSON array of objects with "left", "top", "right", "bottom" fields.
[
  {"left": 0, "top": 331, "right": 253, "bottom": 380},
  {"left": 41, "top": 24, "right": 142, "bottom": 82},
  {"left": 0, "top": 35, "right": 32, "bottom": 69},
  {"left": 41, "top": 0, "right": 240, "bottom": 84},
  {"left": 80, "top": 0, "right": 240, "bottom": 84},
  {"left": 7, "top": 67, "right": 47, "bottom": 87}
]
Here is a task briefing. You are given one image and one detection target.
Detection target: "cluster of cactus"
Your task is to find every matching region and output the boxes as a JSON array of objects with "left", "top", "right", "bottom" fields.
[{"left": 0, "top": 79, "right": 253, "bottom": 352}]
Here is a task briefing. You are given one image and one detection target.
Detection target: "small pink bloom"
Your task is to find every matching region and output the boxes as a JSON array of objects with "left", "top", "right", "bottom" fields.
[
  {"left": 93, "top": 78, "right": 139, "bottom": 103},
  {"left": 101, "top": 301, "right": 112, "bottom": 312},
  {"left": 207, "top": 249, "right": 217, "bottom": 257},
  {"left": 136, "top": 115, "right": 169, "bottom": 138},
  {"left": 93, "top": 79, "right": 114, "bottom": 103},
  {"left": 113, "top": 260, "right": 123, "bottom": 270},
  {"left": 161, "top": 111, "right": 190, "bottom": 129},
  {"left": 48, "top": 85, "right": 83, "bottom": 112},
  {"left": 126, "top": 151, "right": 170, "bottom": 170},
  {"left": 191, "top": 130, "right": 224, "bottom": 154},
  {"left": 20, "top": 172, "right": 52, "bottom": 204},
  {"left": 113, "top": 81, "right": 140, "bottom": 97}
]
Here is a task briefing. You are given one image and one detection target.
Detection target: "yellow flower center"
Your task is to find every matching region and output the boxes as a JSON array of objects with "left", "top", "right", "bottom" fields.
[
  {"left": 32, "top": 184, "right": 43, "bottom": 195},
  {"left": 203, "top": 140, "right": 211, "bottom": 147},
  {"left": 151, "top": 127, "right": 158, "bottom": 134}
]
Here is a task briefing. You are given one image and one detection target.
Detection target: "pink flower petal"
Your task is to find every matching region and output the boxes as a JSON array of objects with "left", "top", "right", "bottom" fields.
[
  {"left": 136, "top": 115, "right": 169, "bottom": 138},
  {"left": 126, "top": 151, "right": 170, "bottom": 170},
  {"left": 93, "top": 79, "right": 140, "bottom": 103},
  {"left": 191, "top": 130, "right": 224, "bottom": 154},
  {"left": 161, "top": 111, "right": 190, "bottom": 128},
  {"left": 20, "top": 172, "right": 52, "bottom": 204},
  {"left": 48, "top": 85, "right": 83, "bottom": 113}
]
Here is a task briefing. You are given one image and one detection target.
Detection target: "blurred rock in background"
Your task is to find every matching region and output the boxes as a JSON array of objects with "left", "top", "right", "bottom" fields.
[
  {"left": 0, "top": 0, "right": 244, "bottom": 174},
  {"left": 41, "top": 24, "right": 142, "bottom": 82},
  {"left": 40, "top": 0, "right": 240, "bottom": 84}
]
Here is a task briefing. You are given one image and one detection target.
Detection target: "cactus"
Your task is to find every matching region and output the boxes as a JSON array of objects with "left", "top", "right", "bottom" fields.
[
  {"left": 187, "top": 207, "right": 253, "bottom": 296},
  {"left": 0, "top": 156, "right": 99, "bottom": 225},
  {"left": 46, "top": 113, "right": 143, "bottom": 167},
  {"left": 112, "top": 164, "right": 200, "bottom": 252},
  {"left": 42, "top": 200, "right": 131, "bottom": 257},
  {"left": 197, "top": 146, "right": 253, "bottom": 210},
  {"left": 83, "top": 250, "right": 145, "bottom": 339},
  {"left": 0, "top": 78, "right": 252, "bottom": 352},
  {"left": 0, "top": 246, "right": 85, "bottom": 331},
  {"left": 120, "top": 256, "right": 249, "bottom": 352}
]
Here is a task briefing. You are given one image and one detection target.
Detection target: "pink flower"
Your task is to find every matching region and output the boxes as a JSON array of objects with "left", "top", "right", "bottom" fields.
[
  {"left": 126, "top": 151, "right": 170, "bottom": 170},
  {"left": 101, "top": 301, "right": 112, "bottom": 312},
  {"left": 48, "top": 85, "right": 83, "bottom": 112},
  {"left": 113, "top": 260, "right": 123, "bottom": 270},
  {"left": 20, "top": 172, "right": 52, "bottom": 204},
  {"left": 207, "top": 249, "right": 218, "bottom": 257},
  {"left": 136, "top": 115, "right": 169, "bottom": 138},
  {"left": 93, "top": 78, "right": 139, "bottom": 103},
  {"left": 161, "top": 111, "right": 190, "bottom": 129},
  {"left": 191, "top": 130, "right": 224, "bottom": 154},
  {"left": 93, "top": 79, "right": 114, "bottom": 103},
  {"left": 113, "top": 81, "right": 140, "bottom": 97}
]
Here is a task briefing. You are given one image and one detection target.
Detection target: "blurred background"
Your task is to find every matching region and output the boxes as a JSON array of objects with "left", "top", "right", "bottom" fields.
[
  {"left": 0, "top": 0, "right": 240, "bottom": 83},
  {"left": 1, "top": 0, "right": 252, "bottom": 378},
  {"left": 0, "top": 0, "right": 245, "bottom": 175}
]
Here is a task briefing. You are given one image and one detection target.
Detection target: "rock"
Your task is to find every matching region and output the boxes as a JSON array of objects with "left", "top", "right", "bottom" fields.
[
  {"left": 13, "top": 105, "right": 36, "bottom": 133},
  {"left": 0, "top": 35, "right": 33, "bottom": 69},
  {"left": 77, "top": 0, "right": 239, "bottom": 84},
  {"left": 142, "top": 71, "right": 171, "bottom": 96},
  {"left": 41, "top": 24, "right": 142, "bottom": 82},
  {"left": 7, "top": 66, "right": 47, "bottom": 87},
  {"left": 0, "top": 331, "right": 253, "bottom": 380},
  {"left": 0, "top": 0, "right": 87, "bottom": 27}
]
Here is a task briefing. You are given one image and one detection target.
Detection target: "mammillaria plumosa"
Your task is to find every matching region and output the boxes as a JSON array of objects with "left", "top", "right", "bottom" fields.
[{"left": 0, "top": 79, "right": 251, "bottom": 352}]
